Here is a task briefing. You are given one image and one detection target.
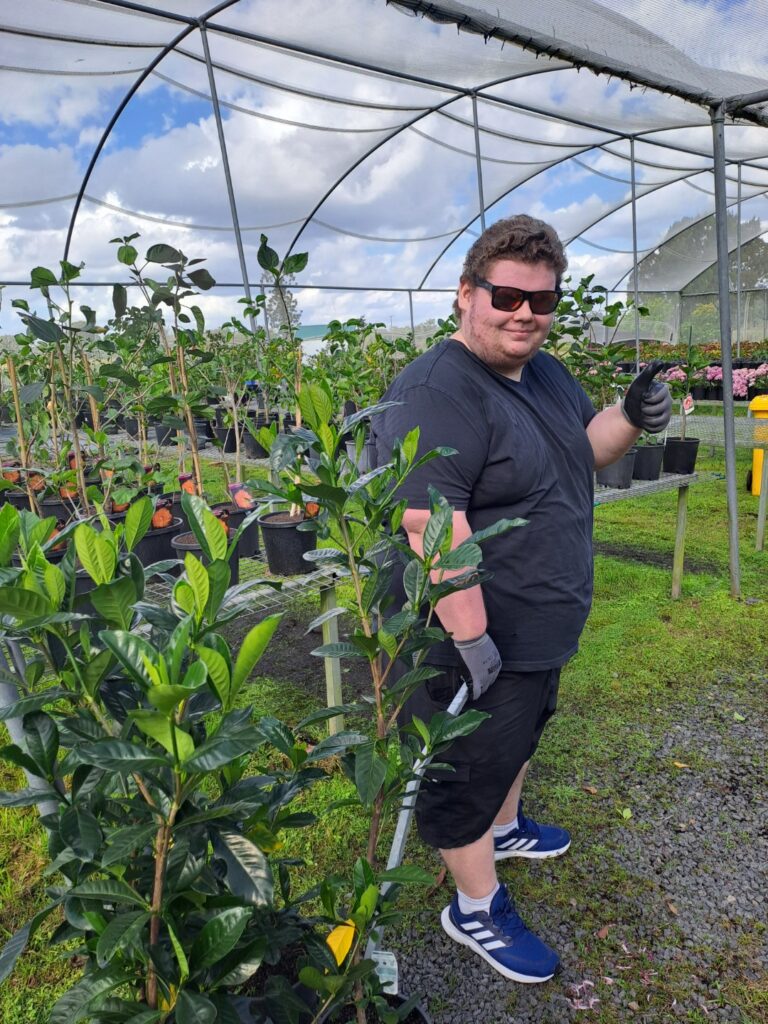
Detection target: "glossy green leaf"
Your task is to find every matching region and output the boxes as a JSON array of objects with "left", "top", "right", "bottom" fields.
[
  {"left": 99, "top": 630, "right": 157, "bottom": 691},
  {"left": 116, "top": 244, "right": 138, "bottom": 266},
  {"left": 77, "top": 739, "right": 169, "bottom": 772},
  {"left": 112, "top": 283, "right": 127, "bottom": 318},
  {"left": 130, "top": 710, "right": 194, "bottom": 762},
  {"left": 173, "top": 580, "right": 196, "bottom": 616},
  {"left": 101, "top": 823, "right": 156, "bottom": 867},
  {"left": 167, "top": 920, "right": 189, "bottom": 984},
  {"left": 124, "top": 497, "right": 153, "bottom": 552},
  {"left": 256, "top": 235, "right": 279, "bottom": 271},
  {"left": 213, "top": 830, "right": 273, "bottom": 907},
  {"left": 43, "top": 562, "right": 65, "bottom": 607},
  {"left": 69, "top": 879, "right": 149, "bottom": 909},
  {"left": 74, "top": 525, "right": 116, "bottom": 585},
  {"left": 30, "top": 265, "right": 58, "bottom": 289},
  {"left": 176, "top": 990, "right": 216, "bottom": 1024},
  {"left": 190, "top": 906, "right": 252, "bottom": 972},
  {"left": 230, "top": 613, "right": 281, "bottom": 704},
  {"left": 0, "top": 586, "right": 54, "bottom": 623},
  {"left": 145, "top": 243, "right": 182, "bottom": 264},
  {"left": 95, "top": 911, "right": 149, "bottom": 967},
  {"left": 204, "top": 558, "right": 230, "bottom": 619},
  {"left": 188, "top": 267, "right": 215, "bottom": 291},
  {"left": 0, "top": 688, "right": 71, "bottom": 722},
  {"left": 215, "top": 937, "right": 267, "bottom": 987},
  {"left": 20, "top": 313, "right": 65, "bottom": 343},
  {"left": 353, "top": 741, "right": 387, "bottom": 807},
  {"left": 0, "top": 504, "right": 20, "bottom": 567},
  {"left": 90, "top": 577, "right": 137, "bottom": 629},
  {"left": 0, "top": 903, "right": 60, "bottom": 983},
  {"left": 48, "top": 966, "right": 131, "bottom": 1024},
  {"left": 184, "top": 552, "right": 209, "bottom": 616},
  {"left": 23, "top": 710, "right": 59, "bottom": 776},
  {"left": 197, "top": 646, "right": 229, "bottom": 707},
  {"left": 147, "top": 684, "right": 199, "bottom": 714},
  {"left": 182, "top": 728, "right": 263, "bottom": 773}
]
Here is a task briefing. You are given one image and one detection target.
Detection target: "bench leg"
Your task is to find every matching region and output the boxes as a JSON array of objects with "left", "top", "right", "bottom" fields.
[
  {"left": 320, "top": 583, "right": 344, "bottom": 735},
  {"left": 671, "top": 485, "right": 689, "bottom": 600},
  {"left": 757, "top": 454, "right": 768, "bottom": 552}
]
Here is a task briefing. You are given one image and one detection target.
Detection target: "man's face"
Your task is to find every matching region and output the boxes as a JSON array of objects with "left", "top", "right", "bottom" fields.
[{"left": 456, "top": 259, "right": 557, "bottom": 379}]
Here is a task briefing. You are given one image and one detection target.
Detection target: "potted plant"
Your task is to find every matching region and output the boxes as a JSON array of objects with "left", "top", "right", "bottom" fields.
[
  {"left": 660, "top": 334, "right": 705, "bottom": 474},
  {"left": 0, "top": 498, "right": 370, "bottom": 1021},
  {"left": 252, "top": 379, "right": 524, "bottom": 1022},
  {"left": 632, "top": 433, "right": 666, "bottom": 481}
]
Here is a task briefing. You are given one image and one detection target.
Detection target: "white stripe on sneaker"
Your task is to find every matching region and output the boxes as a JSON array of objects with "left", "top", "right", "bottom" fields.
[
  {"left": 462, "top": 921, "right": 483, "bottom": 931},
  {"left": 484, "top": 940, "right": 505, "bottom": 950}
]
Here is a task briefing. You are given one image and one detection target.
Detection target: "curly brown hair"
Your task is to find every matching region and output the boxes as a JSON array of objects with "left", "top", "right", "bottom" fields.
[{"left": 453, "top": 214, "right": 567, "bottom": 321}]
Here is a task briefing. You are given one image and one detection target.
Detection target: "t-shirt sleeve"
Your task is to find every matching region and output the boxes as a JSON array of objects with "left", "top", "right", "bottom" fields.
[
  {"left": 371, "top": 384, "right": 488, "bottom": 510},
  {"left": 575, "top": 380, "right": 597, "bottom": 427}
]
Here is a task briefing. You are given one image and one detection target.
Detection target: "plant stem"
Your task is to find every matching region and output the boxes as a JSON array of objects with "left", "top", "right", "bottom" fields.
[
  {"left": 6, "top": 355, "right": 39, "bottom": 514},
  {"left": 55, "top": 345, "right": 90, "bottom": 514},
  {"left": 174, "top": 336, "right": 204, "bottom": 495}
]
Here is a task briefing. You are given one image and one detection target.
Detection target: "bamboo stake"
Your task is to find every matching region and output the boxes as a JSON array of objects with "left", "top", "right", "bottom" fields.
[
  {"left": 47, "top": 353, "right": 61, "bottom": 469},
  {"left": 55, "top": 347, "right": 90, "bottom": 515},
  {"left": 6, "top": 355, "right": 39, "bottom": 515},
  {"left": 175, "top": 339, "right": 204, "bottom": 496}
]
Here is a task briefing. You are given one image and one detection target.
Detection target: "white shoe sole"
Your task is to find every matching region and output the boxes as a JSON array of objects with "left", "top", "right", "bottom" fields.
[
  {"left": 494, "top": 839, "right": 571, "bottom": 861},
  {"left": 440, "top": 906, "right": 556, "bottom": 984}
]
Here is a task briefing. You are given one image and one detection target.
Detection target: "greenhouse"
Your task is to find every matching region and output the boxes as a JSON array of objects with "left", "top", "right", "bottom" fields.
[{"left": 0, "top": 2, "right": 766, "bottom": 1023}]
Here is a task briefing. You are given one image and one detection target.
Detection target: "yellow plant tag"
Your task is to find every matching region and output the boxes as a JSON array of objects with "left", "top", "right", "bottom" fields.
[{"left": 326, "top": 920, "right": 356, "bottom": 966}]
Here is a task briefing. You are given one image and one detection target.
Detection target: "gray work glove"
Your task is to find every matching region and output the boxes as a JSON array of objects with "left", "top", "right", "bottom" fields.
[
  {"left": 621, "top": 361, "right": 672, "bottom": 434},
  {"left": 454, "top": 632, "right": 502, "bottom": 701}
]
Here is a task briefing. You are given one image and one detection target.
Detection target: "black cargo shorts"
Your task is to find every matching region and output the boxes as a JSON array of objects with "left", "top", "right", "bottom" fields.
[{"left": 399, "top": 664, "right": 561, "bottom": 850}]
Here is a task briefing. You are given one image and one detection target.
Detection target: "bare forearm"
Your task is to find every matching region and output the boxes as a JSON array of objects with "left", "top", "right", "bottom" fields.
[{"left": 587, "top": 403, "right": 641, "bottom": 468}]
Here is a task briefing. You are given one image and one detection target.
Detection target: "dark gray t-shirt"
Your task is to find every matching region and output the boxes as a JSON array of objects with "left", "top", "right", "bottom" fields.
[{"left": 371, "top": 338, "right": 597, "bottom": 671}]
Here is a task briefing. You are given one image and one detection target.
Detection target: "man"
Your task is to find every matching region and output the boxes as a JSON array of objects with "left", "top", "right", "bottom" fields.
[{"left": 372, "top": 215, "right": 671, "bottom": 983}]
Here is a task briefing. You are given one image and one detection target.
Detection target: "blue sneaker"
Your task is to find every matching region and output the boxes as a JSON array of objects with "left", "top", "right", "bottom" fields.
[
  {"left": 440, "top": 883, "right": 559, "bottom": 983},
  {"left": 494, "top": 803, "right": 571, "bottom": 861}
]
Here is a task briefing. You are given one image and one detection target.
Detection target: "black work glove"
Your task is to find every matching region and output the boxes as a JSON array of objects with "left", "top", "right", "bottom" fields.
[
  {"left": 454, "top": 633, "right": 502, "bottom": 701},
  {"left": 621, "top": 360, "right": 672, "bottom": 434}
]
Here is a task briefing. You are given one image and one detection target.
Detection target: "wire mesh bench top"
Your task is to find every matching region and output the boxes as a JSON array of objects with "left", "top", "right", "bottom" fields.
[{"left": 667, "top": 415, "right": 768, "bottom": 449}]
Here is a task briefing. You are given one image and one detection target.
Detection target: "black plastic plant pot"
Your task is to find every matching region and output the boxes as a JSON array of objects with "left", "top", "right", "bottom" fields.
[
  {"left": 40, "top": 496, "right": 77, "bottom": 521},
  {"left": 632, "top": 443, "right": 665, "bottom": 481},
  {"left": 241, "top": 429, "right": 268, "bottom": 459},
  {"left": 595, "top": 448, "right": 637, "bottom": 490},
  {"left": 171, "top": 530, "right": 239, "bottom": 585},
  {"left": 257, "top": 511, "right": 317, "bottom": 575},
  {"left": 122, "top": 416, "right": 140, "bottom": 439},
  {"left": 212, "top": 426, "right": 237, "bottom": 453},
  {"left": 345, "top": 439, "right": 377, "bottom": 472},
  {"left": 154, "top": 422, "right": 178, "bottom": 447},
  {"left": 662, "top": 437, "right": 700, "bottom": 475},
  {"left": 3, "top": 490, "right": 31, "bottom": 510},
  {"left": 133, "top": 516, "right": 184, "bottom": 568},
  {"left": 225, "top": 505, "right": 260, "bottom": 558}
]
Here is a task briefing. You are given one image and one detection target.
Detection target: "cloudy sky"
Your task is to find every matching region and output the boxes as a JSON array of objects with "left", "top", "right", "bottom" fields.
[{"left": 3, "top": 0, "right": 768, "bottom": 337}]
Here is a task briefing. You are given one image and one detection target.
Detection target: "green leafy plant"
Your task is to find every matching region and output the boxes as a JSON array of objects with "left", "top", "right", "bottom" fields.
[
  {"left": 254, "top": 380, "right": 525, "bottom": 1022},
  {"left": 0, "top": 497, "right": 367, "bottom": 1022}
]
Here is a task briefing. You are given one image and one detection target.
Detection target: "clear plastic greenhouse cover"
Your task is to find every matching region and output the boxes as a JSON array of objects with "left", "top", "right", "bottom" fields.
[{"left": 3, "top": 0, "right": 768, "bottom": 340}]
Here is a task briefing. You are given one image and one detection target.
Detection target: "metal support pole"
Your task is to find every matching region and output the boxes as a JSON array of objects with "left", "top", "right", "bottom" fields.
[
  {"left": 736, "top": 163, "right": 742, "bottom": 359},
  {"left": 199, "top": 23, "right": 256, "bottom": 332},
  {"left": 711, "top": 102, "right": 741, "bottom": 598},
  {"left": 471, "top": 93, "right": 487, "bottom": 233},
  {"left": 630, "top": 138, "right": 641, "bottom": 370},
  {"left": 408, "top": 290, "right": 415, "bottom": 338}
]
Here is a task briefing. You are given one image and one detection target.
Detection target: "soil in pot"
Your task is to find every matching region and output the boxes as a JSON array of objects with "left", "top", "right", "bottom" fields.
[
  {"left": 632, "top": 443, "right": 665, "bottom": 481},
  {"left": 258, "top": 511, "right": 317, "bottom": 575},
  {"left": 133, "top": 516, "right": 184, "bottom": 569},
  {"left": 171, "top": 530, "right": 240, "bottom": 585},
  {"left": 595, "top": 448, "right": 637, "bottom": 490},
  {"left": 663, "top": 437, "right": 700, "bottom": 475}
]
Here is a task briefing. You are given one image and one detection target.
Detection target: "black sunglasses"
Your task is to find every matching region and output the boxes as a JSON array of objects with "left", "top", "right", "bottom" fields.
[{"left": 474, "top": 277, "right": 562, "bottom": 315}]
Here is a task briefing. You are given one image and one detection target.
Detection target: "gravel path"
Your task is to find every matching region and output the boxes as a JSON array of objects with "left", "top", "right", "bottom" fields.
[{"left": 390, "top": 673, "right": 767, "bottom": 1024}]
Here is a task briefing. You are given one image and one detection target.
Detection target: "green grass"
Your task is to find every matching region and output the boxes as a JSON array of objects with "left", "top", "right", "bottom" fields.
[{"left": 1, "top": 435, "right": 767, "bottom": 1021}]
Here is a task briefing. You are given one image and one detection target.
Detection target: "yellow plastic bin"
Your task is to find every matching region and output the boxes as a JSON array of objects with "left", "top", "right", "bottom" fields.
[{"left": 748, "top": 395, "right": 768, "bottom": 496}]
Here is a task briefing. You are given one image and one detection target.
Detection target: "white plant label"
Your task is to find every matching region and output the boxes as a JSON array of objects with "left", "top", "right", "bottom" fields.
[{"left": 371, "top": 949, "right": 399, "bottom": 994}]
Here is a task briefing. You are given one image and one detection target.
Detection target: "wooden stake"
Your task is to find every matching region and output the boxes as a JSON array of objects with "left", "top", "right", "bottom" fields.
[{"left": 6, "top": 355, "right": 39, "bottom": 514}]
